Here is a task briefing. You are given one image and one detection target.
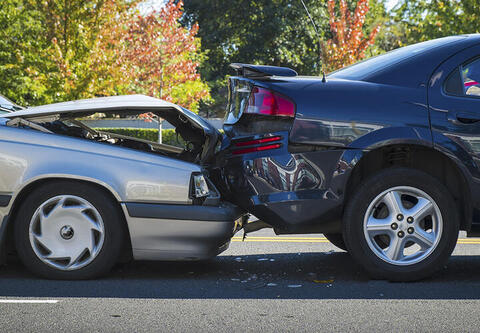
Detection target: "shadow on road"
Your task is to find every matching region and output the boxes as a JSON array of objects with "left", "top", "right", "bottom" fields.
[{"left": 0, "top": 252, "right": 479, "bottom": 300}]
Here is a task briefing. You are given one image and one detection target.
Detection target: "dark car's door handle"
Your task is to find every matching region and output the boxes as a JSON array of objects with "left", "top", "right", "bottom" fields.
[{"left": 447, "top": 111, "right": 480, "bottom": 125}]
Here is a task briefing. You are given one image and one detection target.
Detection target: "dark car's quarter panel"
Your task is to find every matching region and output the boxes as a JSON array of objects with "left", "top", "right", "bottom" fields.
[{"left": 284, "top": 80, "right": 432, "bottom": 148}]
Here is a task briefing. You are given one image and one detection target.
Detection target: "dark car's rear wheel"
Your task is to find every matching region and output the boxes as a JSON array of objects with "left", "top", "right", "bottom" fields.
[
  {"left": 14, "top": 181, "right": 125, "bottom": 279},
  {"left": 323, "top": 233, "right": 347, "bottom": 251},
  {"left": 343, "top": 168, "right": 459, "bottom": 281}
]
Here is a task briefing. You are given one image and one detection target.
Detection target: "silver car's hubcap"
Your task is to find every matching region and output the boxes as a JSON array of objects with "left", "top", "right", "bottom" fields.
[
  {"left": 29, "top": 195, "right": 105, "bottom": 271},
  {"left": 363, "top": 186, "right": 443, "bottom": 266}
]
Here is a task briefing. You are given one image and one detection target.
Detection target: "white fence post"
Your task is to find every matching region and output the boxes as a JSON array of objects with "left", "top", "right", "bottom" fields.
[{"left": 158, "top": 116, "right": 163, "bottom": 144}]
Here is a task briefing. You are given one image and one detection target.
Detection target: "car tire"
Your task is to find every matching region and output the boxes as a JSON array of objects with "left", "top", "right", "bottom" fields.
[
  {"left": 14, "top": 181, "right": 125, "bottom": 280},
  {"left": 343, "top": 167, "right": 459, "bottom": 282},
  {"left": 323, "top": 233, "right": 347, "bottom": 251}
]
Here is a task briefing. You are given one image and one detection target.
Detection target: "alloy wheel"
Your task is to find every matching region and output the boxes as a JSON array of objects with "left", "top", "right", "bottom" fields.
[{"left": 363, "top": 186, "right": 443, "bottom": 266}]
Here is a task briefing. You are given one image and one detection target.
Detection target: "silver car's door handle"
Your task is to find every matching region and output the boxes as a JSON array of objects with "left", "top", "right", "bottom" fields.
[{"left": 447, "top": 111, "right": 480, "bottom": 125}]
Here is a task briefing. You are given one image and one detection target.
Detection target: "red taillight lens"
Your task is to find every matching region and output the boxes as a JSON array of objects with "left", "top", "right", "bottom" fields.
[
  {"left": 232, "top": 143, "right": 282, "bottom": 155},
  {"left": 244, "top": 87, "right": 295, "bottom": 117},
  {"left": 234, "top": 136, "right": 282, "bottom": 147},
  {"left": 232, "top": 135, "right": 283, "bottom": 155}
]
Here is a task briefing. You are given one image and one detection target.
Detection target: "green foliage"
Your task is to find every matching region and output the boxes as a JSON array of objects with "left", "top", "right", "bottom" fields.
[
  {"left": 182, "top": 0, "right": 387, "bottom": 116},
  {"left": 94, "top": 128, "right": 185, "bottom": 147},
  {"left": 0, "top": 0, "right": 137, "bottom": 106},
  {"left": 95, "top": 1, "right": 210, "bottom": 112},
  {"left": 393, "top": 0, "right": 480, "bottom": 46},
  {"left": 0, "top": 0, "right": 52, "bottom": 106},
  {"left": 0, "top": 0, "right": 208, "bottom": 113},
  {"left": 182, "top": 0, "right": 327, "bottom": 116},
  {"left": 4, "top": 0, "right": 470, "bottom": 118}
]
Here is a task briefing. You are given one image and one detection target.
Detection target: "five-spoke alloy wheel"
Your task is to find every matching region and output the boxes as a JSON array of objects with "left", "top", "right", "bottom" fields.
[
  {"left": 363, "top": 186, "right": 442, "bottom": 265},
  {"left": 343, "top": 168, "right": 459, "bottom": 281}
]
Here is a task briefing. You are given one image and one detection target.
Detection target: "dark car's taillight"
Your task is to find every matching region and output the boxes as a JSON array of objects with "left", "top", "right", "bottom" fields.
[
  {"left": 244, "top": 87, "right": 295, "bottom": 117},
  {"left": 231, "top": 135, "right": 283, "bottom": 155}
]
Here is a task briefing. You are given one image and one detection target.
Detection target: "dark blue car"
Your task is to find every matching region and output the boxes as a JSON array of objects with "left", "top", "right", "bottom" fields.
[{"left": 213, "top": 34, "right": 480, "bottom": 281}]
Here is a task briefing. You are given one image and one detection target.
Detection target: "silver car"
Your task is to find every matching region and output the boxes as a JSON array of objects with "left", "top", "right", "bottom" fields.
[{"left": 0, "top": 95, "right": 244, "bottom": 279}]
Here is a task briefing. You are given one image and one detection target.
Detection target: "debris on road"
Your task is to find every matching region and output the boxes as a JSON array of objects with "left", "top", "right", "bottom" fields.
[
  {"left": 306, "top": 272, "right": 317, "bottom": 281},
  {"left": 246, "top": 282, "right": 266, "bottom": 290},
  {"left": 313, "top": 279, "right": 335, "bottom": 284}
]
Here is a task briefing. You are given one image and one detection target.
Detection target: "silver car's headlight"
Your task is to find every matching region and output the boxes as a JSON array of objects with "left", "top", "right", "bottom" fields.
[{"left": 191, "top": 173, "right": 210, "bottom": 198}]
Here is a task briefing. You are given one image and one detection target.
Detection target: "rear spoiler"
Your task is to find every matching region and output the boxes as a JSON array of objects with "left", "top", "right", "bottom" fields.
[{"left": 230, "top": 63, "right": 298, "bottom": 78}]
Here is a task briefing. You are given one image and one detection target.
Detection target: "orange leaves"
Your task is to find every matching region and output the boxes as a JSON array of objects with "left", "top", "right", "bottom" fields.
[
  {"left": 324, "top": 0, "right": 380, "bottom": 72},
  {"left": 93, "top": 0, "right": 208, "bottom": 112}
]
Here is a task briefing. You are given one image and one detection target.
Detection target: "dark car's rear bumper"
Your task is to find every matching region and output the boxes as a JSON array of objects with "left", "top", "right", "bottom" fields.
[
  {"left": 215, "top": 140, "right": 349, "bottom": 233},
  {"left": 123, "top": 201, "right": 245, "bottom": 260}
]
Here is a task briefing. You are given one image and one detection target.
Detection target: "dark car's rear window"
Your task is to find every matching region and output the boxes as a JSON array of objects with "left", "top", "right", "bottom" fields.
[{"left": 329, "top": 36, "right": 465, "bottom": 81}]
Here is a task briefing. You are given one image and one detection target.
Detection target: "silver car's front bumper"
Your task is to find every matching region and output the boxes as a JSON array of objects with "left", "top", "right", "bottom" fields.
[{"left": 122, "top": 202, "right": 244, "bottom": 261}]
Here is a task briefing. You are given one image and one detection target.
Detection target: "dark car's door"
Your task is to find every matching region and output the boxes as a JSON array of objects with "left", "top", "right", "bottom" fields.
[{"left": 429, "top": 44, "right": 480, "bottom": 180}]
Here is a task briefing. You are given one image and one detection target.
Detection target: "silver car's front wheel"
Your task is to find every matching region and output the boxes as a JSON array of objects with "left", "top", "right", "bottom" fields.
[
  {"left": 15, "top": 181, "right": 125, "bottom": 279},
  {"left": 343, "top": 168, "right": 459, "bottom": 281},
  {"left": 29, "top": 195, "right": 105, "bottom": 271}
]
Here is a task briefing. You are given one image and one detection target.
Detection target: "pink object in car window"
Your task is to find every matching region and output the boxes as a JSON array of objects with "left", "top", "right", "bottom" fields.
[{"left": 465, "top": 81, "right": 479, "bottom": 87}]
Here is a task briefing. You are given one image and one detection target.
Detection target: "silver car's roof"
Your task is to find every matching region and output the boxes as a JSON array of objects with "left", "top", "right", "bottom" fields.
[{"left": 1, "top": 95, "right": 181, "bottom": 119}]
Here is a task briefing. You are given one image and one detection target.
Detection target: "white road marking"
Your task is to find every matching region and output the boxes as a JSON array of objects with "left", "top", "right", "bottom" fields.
[{"left": 0, "top": 300, "right": 58, "bottom": 304}]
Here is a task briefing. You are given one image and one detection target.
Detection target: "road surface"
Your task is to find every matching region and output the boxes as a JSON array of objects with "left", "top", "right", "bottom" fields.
[{"left": 0, "top": 229, "right": 479, "bottom": 332}]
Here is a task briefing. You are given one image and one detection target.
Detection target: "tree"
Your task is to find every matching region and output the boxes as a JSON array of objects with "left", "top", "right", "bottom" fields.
[
  {"left": 323, "top": 0, "right": 380, "bottom": 72},
  {"left": 0, "top": 0, "right": 139, "bottom": 105},
  {"left": 44, "top": 0, "right": 142, "bottom": 102},
  {"left": 0, "top": 0, "right": 209, "bottom": 112},
  {"left": 0, "top": 0, "right": 52, "bottom": 106},
  {"left": 182, "top": 0, "right": 329, "bottom": 116},
  {"left": 96, "top": 0, "right": 209, "bottom": 112},
  {"left": 394, "top": 0, "right": 480, "bottom": 46},
  {"left": 182, "top": 0, "right": 386, "bottom": 116}
]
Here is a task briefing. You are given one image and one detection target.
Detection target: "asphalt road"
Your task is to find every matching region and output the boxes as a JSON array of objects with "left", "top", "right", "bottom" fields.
[{"left": 1, "top": 229, "right": 480, "bottom": 332}]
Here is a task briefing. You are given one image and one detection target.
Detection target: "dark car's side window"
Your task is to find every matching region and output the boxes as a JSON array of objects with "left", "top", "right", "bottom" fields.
[
  {"left": 444, "top": 57, "right": 480, "bottom": 97},
  {"left": 444, "top": 68, "right": 463, "bottom": 96},
  {"left": 462, "top": 58, "right": 480, "bottom": 96}
]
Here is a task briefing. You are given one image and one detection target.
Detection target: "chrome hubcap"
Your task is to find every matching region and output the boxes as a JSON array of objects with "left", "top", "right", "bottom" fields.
[
  {"left": 29, "top": 195, "right": 105, "bottom": 271},
  {"left": 363, "top": 186, "right": 443, "bottom": 266}
]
